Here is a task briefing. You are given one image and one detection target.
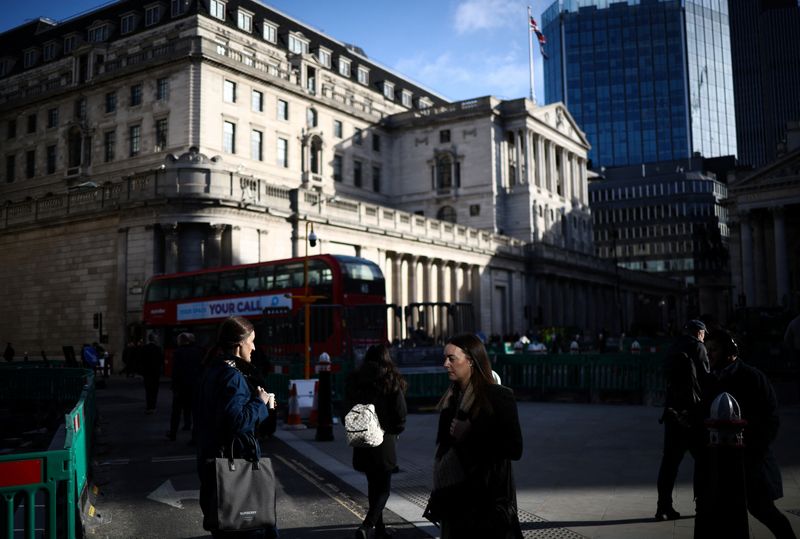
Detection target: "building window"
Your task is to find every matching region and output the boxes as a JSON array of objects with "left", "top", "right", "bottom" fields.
[
  {"left": 401, "top": 90, "right": 413, "bottom": 108},
  {"left": 129, "top": 125, "right": 141, "bottom": 156},
  {"left": 372, "top": 134, "right": 381, "bottom": 152},
  {"left": 333, "top": 154, "right": 343, "bottom": 182},
  {"left": 210, "top": 0, "right": 226, "bottom": 20},
  {"left": 318, "top": 48, "right": 331, "bottom": 67},
  {"left": 63, "top": 36, "right": 76, "bottom": 54},
  {"left": 121, "top": 14, "right": 135, "bottom": 34},
  {"left": 27, "top": 113, "right": 36, "bottom": 134},
  {"left": 157, "top": 77, "right": 169, "bottom": 100},
  {"left": 440, "top": 130, "right": 451, "bottom": 143},
  {"left": 437, "top": 206, "right": 457, "bottom": 224},
  {"left": 251, "top": 129, "right": 263, "bottom": 161},
  {"left": 251, "top": 90, "right": 263, "bottom": 112},
  {"left": 23, "top": 49, "right": 37, "bottom": 68},
  {"left": 338, "top": 57, "right": 351, "bottom": 77},
  {"left": 104, "top": 131, "right": 116, "bottom": 162},
  {"left": 277, "top": 99, "right": 288, "bottom": 120},
  {"left": 88, "top": 25, "right": 108, "bottom": 43},
  {"left": 0, "top": 60, "right": 8, "bottom": 77},
  {"left": 130, "top": 83, "right": 142, "bottom": 106},
  {"left": 223, "top": 79, "right": 236, "bottom": 103},
  {"left": 306, "top": 108, "right": 318, "bottom": 128},
  {"left": 171, "top": 0, "right": 186, "bottom": 17},
  {"left": 353, "top": 160, "right": 362, "bottom": 187},
  {"left": 75, "top": 98, "right": 87, "bottom": 121},
  {"left": 26, "top": 150, "right": 35, "bottom": 178},
  {"left": 333, "top": 120, "right": 343, "bottom": 138},
  {"left": 105, "top": 92, "right": 117, "bottom": 113},
  {"left": 155, "top": 118, "right": 168, "bottom": 151},
  {"left": 7, "top": 119, "right": 16, "bottom": 139},
  {"left": 145, "top": 5, "right": 161, "bottom": 26},
  {"left": 47, "top": 108, "right": 59, "bottom": 129},
  {"left": 43, "top": 42, "right": 56, "bottom": 62},
  {"left": 372, "top": 165, "right": 381, "bottom": 192},
  {"left": 237, "top": 9, "right": 253, "bottom": 32},
  {"left": 383, "top": 81, "right": 394, "bottom": 100},
  {"left": 223, "top": 121, "right": 236, "bottom": 153},
  {"left": 436, "top": 154, "right": 453, "bottom": 189},
  {"left": 5, "top": 155, "right": 15, "bottom": 183},
  {"left": 354, "top": 128, "right": 362, "bottom": 145},
  {"left": 46, "top": 145, "right": 57, "bottom": 174},
  {"left": 470, "top": 204, "right": 481, "bottom": 216},
  {"left": 419, "top": 97, "right": 433, "bottom": 109},
  {"left": 277, "top": 137, "right": 288, "bottom": 168},
  {"left": 357, "top": 66, "right": 369, "bottom": 85},
  {"left": 288, "top": 34, "right": 309, "bottom": 54},
  {"left": 263, "top": 21, "right": 277, "bottom": 43}
]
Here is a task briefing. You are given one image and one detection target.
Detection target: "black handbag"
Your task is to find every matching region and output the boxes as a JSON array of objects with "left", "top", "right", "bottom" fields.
[{"left": 201, "top": 434, "right": 277, "bottom": 531}]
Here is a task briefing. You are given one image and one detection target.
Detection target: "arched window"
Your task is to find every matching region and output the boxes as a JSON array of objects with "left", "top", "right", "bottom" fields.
[
  {"left": 437, "top": 205, "right": 457, "bottom": 223},
  {"left": 436, "top": 154, "right": 452, "bottom": 189}
]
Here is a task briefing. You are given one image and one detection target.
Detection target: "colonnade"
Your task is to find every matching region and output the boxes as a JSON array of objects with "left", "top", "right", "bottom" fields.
[{"left": 737, "top": 207, "right": 792, "bottom": 307}]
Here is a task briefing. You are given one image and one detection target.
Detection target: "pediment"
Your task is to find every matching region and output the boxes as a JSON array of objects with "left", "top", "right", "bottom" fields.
[
  {"left": 730, "top": 146, "right": 800, "bottom": 193},
  {"left": 532, "top": 102, "right": 590, "bottom": 149}
]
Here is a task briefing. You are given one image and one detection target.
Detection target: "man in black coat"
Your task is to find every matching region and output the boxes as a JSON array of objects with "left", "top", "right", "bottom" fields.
[
  {"left": 141, "top": 334, "right": 164, "bottom": 414},
  {"left": 167, "top": 333, "right": 203, "bottom": 441},
  {"left": 655, "top": 319, "right": 709, "bottom": 520},
  {"left": 701, "top": 331, "right": 797, "bottom": 539}
]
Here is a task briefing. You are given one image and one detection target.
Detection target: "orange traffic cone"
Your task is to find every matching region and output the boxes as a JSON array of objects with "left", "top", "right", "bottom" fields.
[
  {"left": 283, "top": 383, "right": 306, "bottom": 430},
  {"left": 308, "top": 380, "right": 319, "bottom": 427}
]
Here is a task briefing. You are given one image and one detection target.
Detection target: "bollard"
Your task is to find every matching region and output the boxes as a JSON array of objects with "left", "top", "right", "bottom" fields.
[
  {"left": 694, "top": 392, "right": 749, "bottom": 539},
  {"left": 314, "top": 352, "right": 334, "bottom": 441}
]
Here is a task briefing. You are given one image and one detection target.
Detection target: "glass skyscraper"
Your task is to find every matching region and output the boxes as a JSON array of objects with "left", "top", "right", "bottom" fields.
[{"left": 542, "top": 0, "right": 737, "bottom": 170}]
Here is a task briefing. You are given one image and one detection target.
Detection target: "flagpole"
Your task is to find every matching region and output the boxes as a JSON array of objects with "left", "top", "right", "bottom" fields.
[{"left": 527, "top": 5, "right": 536, "bottom": 105}]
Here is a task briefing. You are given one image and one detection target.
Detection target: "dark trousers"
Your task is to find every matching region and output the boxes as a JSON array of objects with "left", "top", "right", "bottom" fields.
[
  {"left": 363, "top": 470, "right": 392, "bottom": 530},
  {"left": 169, "top": 386, "right": 193, "bottom": 435},
  {"left": 749, "top": 498, "right": 798, "bottom": 539},
  {"left": 144, "top": 374, "right": 160, "bottom": 410},
  {"left": 657, "top": 421, "right": 700, "bottom": 508}
]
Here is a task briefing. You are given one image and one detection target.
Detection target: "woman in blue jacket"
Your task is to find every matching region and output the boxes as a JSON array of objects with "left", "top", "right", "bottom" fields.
[{"left": 195, "top": 316, "right": 277, "bottom": 539}]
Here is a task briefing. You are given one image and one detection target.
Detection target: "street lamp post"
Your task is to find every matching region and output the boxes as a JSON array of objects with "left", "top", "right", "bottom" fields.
[{"left": 296, "top": 221, "right": 324, "bottom": 379}]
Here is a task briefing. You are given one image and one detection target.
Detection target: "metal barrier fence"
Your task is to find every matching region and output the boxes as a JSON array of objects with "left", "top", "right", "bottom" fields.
[{"left": 0, "top": 364, "right": 95, "bottom": 539}]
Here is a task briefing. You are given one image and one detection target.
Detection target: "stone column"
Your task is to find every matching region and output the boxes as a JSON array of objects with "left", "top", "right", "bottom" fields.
[
  {"left": 208, "top": 223, "right": 226, "bottom": 269},
  {"left": 163, "top": 223, "right": 179, "bottom": 274},
  {"left": 772, "top": 207, "right": 790, "bottom": 306},
  {"left": 391, "top": 254, "right": 402, "bottom": 339},
  {"left": 740, "top": 213, "right": 755, "bottom": 306},
  {"left": 752, "top": 214, "right": 767, "bottom": 306}
]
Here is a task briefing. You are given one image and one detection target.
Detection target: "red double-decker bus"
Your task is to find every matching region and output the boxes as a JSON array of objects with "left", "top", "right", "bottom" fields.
[{"left": 142, "top": 254, "right": 387, "bottom": 374}]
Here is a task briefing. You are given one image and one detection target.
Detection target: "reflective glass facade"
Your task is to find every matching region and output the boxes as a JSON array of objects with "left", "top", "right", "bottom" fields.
[{"left": 542, "top": 0, "right": 736, "bottom": 169}]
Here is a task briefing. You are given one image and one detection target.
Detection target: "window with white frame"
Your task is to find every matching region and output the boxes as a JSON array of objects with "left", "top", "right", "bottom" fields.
[
  {"left": 357, "top": 66, "right": 369, "bottom": 85},
  {"left": 223, "top": 121, "right": 236, "bottom": 153},
  {"left": 121, "top": 13, "right": 136, "bottom": 34},
  {"left": 63, "top": 35, "right": 77, "bottom": 54},
  {"left": 237, "top": 9, "right": 253, "bottom": 32},
  {"left": 155, "top": 118, "right": 168, "bottom": 151},
  {"left": 88, "top": 24, "right": 109, "bottom": 42},
  {"left": 251, "top": 90, "right": 263, "bottom": 112},
  {"left": 43, "top": 42, "right": 56, "bottom": 62},
  {"left": 288, "top": 34, "right": 309, "bottom": 55},
  {"left": 129, "top": 124, "right": 141, "bottom": 156},
  {"left": 419, "top": 97, "right": 433, "bottom": 109},
  {"left": 223, "top": 79, "right": 236, "bottom": 103},
  {"left": 383, "top": 81, "right": 394, "bottom": 100},
  {"left": 23, "top": 49, "right": 37, "bottom": 68},
  {"left": 210, "top": 0, "right": 226, "bottom": 21},
  {"left": 145, "top": 5, "right": 161, "bottom": 26},
  {"left": 157, "top": 77, "right": 169, "bottom": 100},
  {"left": 401, "top": 90, "right": 413, "bottom": 108},
  {"left": 277, "top": 99, "right": 288, "bottom": 120},
  {"left": 277, "top": 137, "right": 288, "bottom": 167},
  {"left": 338, "top": 57, "right": 351, "bottom": 77},
  {"left": 333, "top": 120, "right": 342, "bottom": 138},
  {"left": 263, "top": 21, "right": 277, "bottom": 43},
  {"left": 251, "top": 129, "right": 263, "bottom": 161},
  {"left": 318, "top": 47, "right": 331, "bottom": 68},
  {"left": 306, "top": 108, "right": 317, "bottom": 128}
]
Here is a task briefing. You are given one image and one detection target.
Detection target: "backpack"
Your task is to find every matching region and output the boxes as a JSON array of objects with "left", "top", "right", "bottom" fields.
[{"left": 344, "top": 403, "right": 384, "bottom": 448}]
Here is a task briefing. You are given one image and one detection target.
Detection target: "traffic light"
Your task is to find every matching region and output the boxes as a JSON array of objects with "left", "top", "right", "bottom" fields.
[{"left": 93, "top": 312, "right": 102, "bottom": 329}]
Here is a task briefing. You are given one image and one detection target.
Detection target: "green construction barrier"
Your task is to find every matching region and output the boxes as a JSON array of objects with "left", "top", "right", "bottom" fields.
[{"left": 0, "top": 365, "right": 95, "bottom": 539}]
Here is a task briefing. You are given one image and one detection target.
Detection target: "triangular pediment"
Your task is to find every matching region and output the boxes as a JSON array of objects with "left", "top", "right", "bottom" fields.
[
  {"left": 730, "top": 146, "right": 800, "bottom": 193},
  {"left": 531, "top": 102, "right": 590, "bottom": 149}
]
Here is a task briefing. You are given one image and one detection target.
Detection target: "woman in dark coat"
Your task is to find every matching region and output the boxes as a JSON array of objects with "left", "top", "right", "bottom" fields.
[
  {"left": 426, "top": 333, "right": 523, "bottom": 539},
  {"left": 194, "top": 317, "right": 277, "bottom": 539},
  {"left": 345, "top": 344, "right": 407, "bottom": 539}
]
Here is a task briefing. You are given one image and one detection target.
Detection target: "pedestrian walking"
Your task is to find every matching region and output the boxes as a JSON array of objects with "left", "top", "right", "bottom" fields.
[
  {"left": 424, "top": 333, "right": 523, "bottom": 539},
  {"left": 167, "top": 332, "right": 203, "bottom": 441},
  {"left": 141, "top": 334, "right": 164, "bottom": 414},
  {"left": 4, "top": 342, "right": 15, "bottom": 362},
  {"left": 194, "top": 316, "right": 277, "bottom": 539},
  {"left": 655, "top": 319, "right": 709, "bottom": 520},
  {"left": 345, "top": 344, "right": 407, "bottom": 539},
  {"left": 696, "top": 331, "right": 797, "bottom": 539}
]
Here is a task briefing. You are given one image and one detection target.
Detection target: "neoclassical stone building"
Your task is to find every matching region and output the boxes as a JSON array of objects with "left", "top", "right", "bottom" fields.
[{"left": 0, "top": 0, "right": 682, "bottom": 356}]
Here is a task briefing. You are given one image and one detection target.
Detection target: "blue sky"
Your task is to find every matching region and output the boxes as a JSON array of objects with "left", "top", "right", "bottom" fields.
[{"left": 1, "top": 0, "right": 551, "bottom": 104}]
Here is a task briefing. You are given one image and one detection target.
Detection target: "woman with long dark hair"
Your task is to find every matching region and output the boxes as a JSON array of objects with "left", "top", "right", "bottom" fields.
[
  {"left": 345, "top": 344, "right": 408, "bottom": 539},
  {"left": 194, "top": 317, "right": 277, "bottom": 539},
  {"left": 425, "top": 333, "right": 523, "bottom": 539}
]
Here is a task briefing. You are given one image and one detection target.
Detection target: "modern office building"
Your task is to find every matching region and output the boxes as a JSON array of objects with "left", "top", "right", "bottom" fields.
[
  {"left": 728, "top": 0, "right": 800, "bottom": 169},
  {"left": 0, "top": 0, "right": 683, "bottom": 356},
  {"left": 542, "top": 0, "right": 737, "bottom": 170}
]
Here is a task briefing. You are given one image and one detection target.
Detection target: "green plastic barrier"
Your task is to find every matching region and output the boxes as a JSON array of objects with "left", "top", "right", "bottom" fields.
[{"left": 0, "top": 366, "right": 95, "bottom": 539}]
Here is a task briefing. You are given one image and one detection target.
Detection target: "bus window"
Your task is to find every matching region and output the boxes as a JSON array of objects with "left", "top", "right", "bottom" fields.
[
  {"left": 219, "top": 270, "right": 246, "bottom": 295},
  {"left": 194, "top": 273, "right": 219, "bottom": 297},
  {"left": 170, "top": 277, "right": 194, "bottom": 300},
  {"left": 340, "top": 259, "right": 385, "bottom": 295},
  {"left": 146, "top": 280, "right": 170, "bottom": 302},
  {"left": 259, "top": 265, "right": 275, "bottom": 290},
  {"left": 274, "top": 262, "right": 304, "bottom": 289},
  {"left": 245, "top": 267, "right": 261, "bottom": 292}
]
